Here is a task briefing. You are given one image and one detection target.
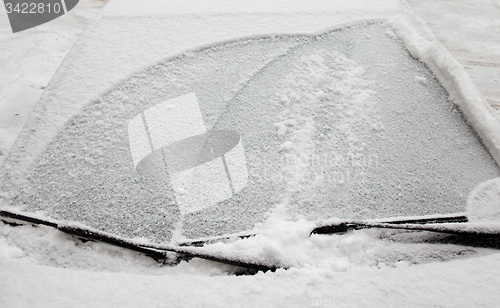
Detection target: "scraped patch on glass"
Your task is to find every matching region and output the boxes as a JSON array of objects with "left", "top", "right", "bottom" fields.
[{"left": 10, "top": 23, "right": 500, "bottom": 243}]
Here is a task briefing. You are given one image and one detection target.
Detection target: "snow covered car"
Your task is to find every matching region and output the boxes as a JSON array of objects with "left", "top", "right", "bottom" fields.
[{"left": 1, "top": 0, "right": 500, "bottom": 306}]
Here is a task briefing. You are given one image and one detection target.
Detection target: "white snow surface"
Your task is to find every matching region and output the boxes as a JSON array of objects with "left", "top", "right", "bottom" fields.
[
  {"left": 2, "top": 216, "right": 500, "bottom": 308},
  {"left": 1, "top": 0, "right": 500, "bottom": 307},
  {"left": 0, "top": 0, "right": 103, "bottom": 167},
  {"left": 407, "top": 0, "right": 500, "bottom": 113},
  {"left": 389, "top": 3, "right": 500, "bottom": 165}
]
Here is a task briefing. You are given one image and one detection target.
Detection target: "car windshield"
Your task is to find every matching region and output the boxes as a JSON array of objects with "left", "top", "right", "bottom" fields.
[{"left": 5, "top": 23, "right": 499, "bottom": 244}]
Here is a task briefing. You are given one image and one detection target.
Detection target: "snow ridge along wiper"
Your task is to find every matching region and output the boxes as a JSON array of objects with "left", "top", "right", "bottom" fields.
[
  {"left": 0, "top": 209, "right": 277, "bottom": 272},
  {"left": 4, "top": 209, "right": 500, "bottom": 272}
]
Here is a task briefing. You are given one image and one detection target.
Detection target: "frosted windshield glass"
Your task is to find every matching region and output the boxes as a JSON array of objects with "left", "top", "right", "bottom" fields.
[{"left": 12, "top": 23, "right": 500, "bottom": 242}]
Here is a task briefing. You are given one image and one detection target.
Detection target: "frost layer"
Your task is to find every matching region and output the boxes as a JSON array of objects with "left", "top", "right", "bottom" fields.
[{"left": 2, "top": 23, "right": 499, "bottom": 242}]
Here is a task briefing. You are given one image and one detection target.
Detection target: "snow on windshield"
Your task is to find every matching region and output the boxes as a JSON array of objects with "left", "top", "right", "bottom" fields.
[{"left": 6, "top": 23, "right": 500, "bottom": 243}]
